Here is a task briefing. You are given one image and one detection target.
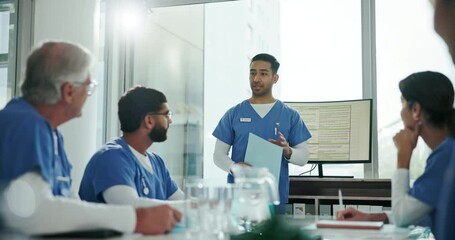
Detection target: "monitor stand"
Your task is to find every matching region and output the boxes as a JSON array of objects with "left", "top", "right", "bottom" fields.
[{"left": 299, "top": 164, "right": 354, "bottom": 178}]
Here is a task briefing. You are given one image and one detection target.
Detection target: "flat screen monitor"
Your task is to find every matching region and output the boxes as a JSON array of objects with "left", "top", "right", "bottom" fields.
[{"left": 286, "top": 99, "right": 372, "bottom": 177}]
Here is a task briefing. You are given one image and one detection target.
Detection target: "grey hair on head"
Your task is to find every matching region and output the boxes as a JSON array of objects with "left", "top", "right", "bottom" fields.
[{"left": 21, "top": 41, "right": 93, "bottom": 104}]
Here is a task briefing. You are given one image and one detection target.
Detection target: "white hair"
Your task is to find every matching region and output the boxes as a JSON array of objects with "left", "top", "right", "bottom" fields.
[{"left": 21, "top": 41, "right": 93, "bottom": 104}]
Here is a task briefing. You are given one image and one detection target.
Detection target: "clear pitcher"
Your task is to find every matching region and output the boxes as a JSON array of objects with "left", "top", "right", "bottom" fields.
[{"left": 230, "top": 165, "right": 280, "bottom": 233}]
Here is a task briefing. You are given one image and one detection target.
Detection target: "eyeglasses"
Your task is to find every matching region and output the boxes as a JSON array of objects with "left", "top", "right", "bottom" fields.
[
  {"left": 148, "top": 110, "right": 173, "bottom": 120},
  {"left": 72, "top": 79, "right": 98, "bottom": 96},
  {"left": 87, "top": 80, "right": 98, "bottom": 96}
]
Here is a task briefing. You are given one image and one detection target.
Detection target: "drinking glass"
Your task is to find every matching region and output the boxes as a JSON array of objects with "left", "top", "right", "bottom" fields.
[{"left": 184, "top": 179, "right": 234, "bottom": 239}]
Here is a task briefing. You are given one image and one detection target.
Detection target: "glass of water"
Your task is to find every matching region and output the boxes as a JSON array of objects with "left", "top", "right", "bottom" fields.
[{"left": 184, "top": 179, "right": 235, "bottom": 239}]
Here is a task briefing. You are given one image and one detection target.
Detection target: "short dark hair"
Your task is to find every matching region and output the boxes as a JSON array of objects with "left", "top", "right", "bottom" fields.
[
  {"left": 251, "top": 53, "right": 280, "bottom": 74},
  {"left": 118, "top": 86, "right": 167, "bottom": 133},
  {"left": 399, "top": 71, "right": 455, "bottom": 130}
]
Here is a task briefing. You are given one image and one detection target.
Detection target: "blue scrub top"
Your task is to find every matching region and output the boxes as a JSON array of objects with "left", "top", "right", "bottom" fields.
[
  {"left": 436, "top": 137, "right": 455, "bottom": 239},
  {"left": 212, "top": 100, "right": 311, "bottom": 210},
  {"left": 409, "top": 137, "right": 455, "bottom": 234},
  {"left": 79, "top": 137, "right": 178, "bottom": 203},
  {"left": 0, "top": 97, "right": 72, "bottom": 196}
]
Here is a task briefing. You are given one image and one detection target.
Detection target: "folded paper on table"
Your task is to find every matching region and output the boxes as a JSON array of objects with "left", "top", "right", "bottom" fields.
[
  {"left": 244, "top": 133, "right": 282, "bottom": 182},
  {"left": 316, "top": 220, "right": 384, "bottom": 230}
]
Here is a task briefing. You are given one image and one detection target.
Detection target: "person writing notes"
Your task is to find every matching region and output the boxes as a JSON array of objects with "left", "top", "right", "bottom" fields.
[
  {"left": 212, "top": 53, "right": 311, "bottom": 214},
  {"left": 79, "top": 87, "right": 184, "bottom": 210},
  {"left": 0, "top": 41, "right": 181, "bottom": 236},
  {"left": 336, "top": 71, "right": 455, "bottom": 237}
]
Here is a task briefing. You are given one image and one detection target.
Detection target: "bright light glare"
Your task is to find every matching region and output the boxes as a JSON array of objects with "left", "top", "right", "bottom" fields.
[{"left": 120, "top": 11, "right": 140, "bottom": 32}]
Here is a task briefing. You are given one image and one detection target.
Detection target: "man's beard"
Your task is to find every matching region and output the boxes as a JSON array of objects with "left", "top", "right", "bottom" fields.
[{"left": 149, "top": 126, "right": 168, "bottom": 142}]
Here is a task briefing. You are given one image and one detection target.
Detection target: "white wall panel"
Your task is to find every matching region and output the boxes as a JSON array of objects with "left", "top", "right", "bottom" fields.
[{"left": 33, "top": 0, "right": 100, "bottom": 194}]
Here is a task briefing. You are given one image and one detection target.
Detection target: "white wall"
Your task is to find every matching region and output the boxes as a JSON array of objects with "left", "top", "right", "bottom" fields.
[{"left": 33, "top": 0, "right": 100, "bottom": 194}]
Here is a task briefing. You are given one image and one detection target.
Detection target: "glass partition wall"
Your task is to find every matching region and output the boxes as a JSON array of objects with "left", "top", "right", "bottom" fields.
[
  {"left": 131, "top": 4, "right": 205, "bottom": 184},
  {"left": 104, "top": 0, "right": 206, "bottom": 187},
  {"left": 0, "top": 0, "right": 17, "bottom": 108}
]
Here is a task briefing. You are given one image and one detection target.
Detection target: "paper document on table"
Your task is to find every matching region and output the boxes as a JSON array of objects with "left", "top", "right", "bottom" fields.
[
  {"left": 316, "top": 220, "right": 384, "bottom": 230},
  {"left": 244, "top": 133, "right": 282, "bottom": 181}
]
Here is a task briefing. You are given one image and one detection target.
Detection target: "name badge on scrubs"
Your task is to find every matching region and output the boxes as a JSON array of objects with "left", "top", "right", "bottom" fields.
[{"left": 240, "top": 118, "right": 251, "bottom": 123}]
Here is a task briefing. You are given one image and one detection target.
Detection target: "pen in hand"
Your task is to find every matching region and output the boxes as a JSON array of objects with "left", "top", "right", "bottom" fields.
[{"left": 274, "top": 122, "right": 280, "bottom": 136}]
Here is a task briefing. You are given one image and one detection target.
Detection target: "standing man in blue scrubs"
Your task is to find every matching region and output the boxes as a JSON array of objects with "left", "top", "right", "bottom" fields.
[
  {"left": 212, "top": 53, "right": 311, "bottom": 214},
  {"left": 79, "top": 87, "right": 184, "bottom": 209},
  {"left": 0, "top": 41, "right": 181, "bottom": 236}
]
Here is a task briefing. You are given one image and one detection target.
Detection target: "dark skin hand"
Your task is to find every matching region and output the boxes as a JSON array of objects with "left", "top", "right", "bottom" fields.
[
  {"left": 336, "top": 207, "right": 389, "bottom": 223},
  {"left": 393, "top": 121, "right": 421, "bottom": 169},
  {"left": 268, "top": 132, "right": 292, "bottom": 159},
  {"left": 134, "top": 205, "right": 182, "bottom": 235}
]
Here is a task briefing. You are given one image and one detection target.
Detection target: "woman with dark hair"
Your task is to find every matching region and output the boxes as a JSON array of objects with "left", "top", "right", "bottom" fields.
[{"left": 336, "top": 71, "right": 455, "bottom": 237}]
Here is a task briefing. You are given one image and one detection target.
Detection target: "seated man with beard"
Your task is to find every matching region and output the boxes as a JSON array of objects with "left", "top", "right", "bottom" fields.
[{"left": 79, "top": 87, "right": 184, "bottom": 209}]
